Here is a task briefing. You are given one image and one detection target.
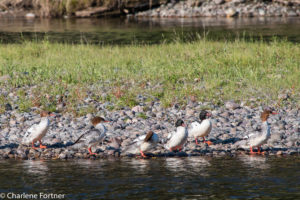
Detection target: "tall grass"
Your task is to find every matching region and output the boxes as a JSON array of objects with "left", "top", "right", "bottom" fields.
[
  {"left": 2, "top": 0, "right": 116, "bottom": 17},
  {"left": 0, "top": 39, "right": 299, "bottom": 115}
]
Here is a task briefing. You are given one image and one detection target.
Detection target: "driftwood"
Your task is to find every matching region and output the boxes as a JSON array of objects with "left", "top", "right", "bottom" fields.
[
  {"left": 75, "top": 6, "right": 112, "bottom": 17},
  {"left": 75, "top": 0, "right": 167, "bottom": 17},
  {"left": 120, "top": 0, "right": 167, "bottom": 14}
]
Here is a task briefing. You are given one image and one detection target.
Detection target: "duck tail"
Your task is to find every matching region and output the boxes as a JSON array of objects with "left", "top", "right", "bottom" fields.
[
  {"left": 72, "top": 132, "right": 86, "bottom": 145},
  {"left": 243, "top": 133, "right": 255, "bottom": 140}
]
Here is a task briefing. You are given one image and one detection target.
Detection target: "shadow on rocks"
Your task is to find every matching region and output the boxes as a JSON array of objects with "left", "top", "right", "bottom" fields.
[
  {"left": 47, "top": 142, "right": 74, "bottom": 148},
  {"left": 123, "top": 151, "right": 189, "bottom": 158},
  {"left": 214, "top": 137, "right": 242, "bottom": 145},
  {"left": 0, "top": 143, "right": 19, "bottom": 149}
]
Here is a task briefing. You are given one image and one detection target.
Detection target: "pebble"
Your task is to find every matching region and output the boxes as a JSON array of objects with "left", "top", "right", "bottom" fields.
[
  {"left": 225, "top": 101, "right": 240, "bottom": 110},
  {"left": 0, "top": 74, "right": 10, "bottom": 82},
  {"left": 214, "top": 0, "right": 225, "bottom": 5},
  {"left": 5, "top": 103, "right": 12, "bottom": 111},
  {"left": 132, "top": 105, "right": 144, "bottom": 113},
  {"left": 58, "top": 153, "right": 67, "bottom": 159}
]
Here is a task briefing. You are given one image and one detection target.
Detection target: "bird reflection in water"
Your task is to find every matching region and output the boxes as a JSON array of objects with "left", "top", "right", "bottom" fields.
[
  {"left": 128, "top": 158, "right": 151, "bottom": 174},
  {"left": 165, "top": 157, "right": 211, "bottom": 176},
  {"left": 238, "top": 155, "right": 270, "bottom": 170},
  {"left": 165, "top": 158, "right": 186, "bottom": 173},
  {"left": 23, "top": 160, "right": 49, "bottom": 175},
  {"left": 186, "top": 157, "right": 211, "bottom": 176}
]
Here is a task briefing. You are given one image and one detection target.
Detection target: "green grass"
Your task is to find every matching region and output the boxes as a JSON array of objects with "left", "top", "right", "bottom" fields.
[{"left": 0, "top": 39, "right": 299, "bottom": 115}]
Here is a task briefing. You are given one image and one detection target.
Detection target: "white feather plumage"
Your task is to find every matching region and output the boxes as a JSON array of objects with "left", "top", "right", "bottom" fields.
[
  {"left": 22, "top": 117, "right": 50, "bottom": 145},
  {"left": 189, "top": 119, "right": 212, "bottom": 139},
  {"left": 165, "top": 126, "right": 188, "bottom": 150},
  {"left": 124, "top": 132, "right": 159, "bottom": 154}
]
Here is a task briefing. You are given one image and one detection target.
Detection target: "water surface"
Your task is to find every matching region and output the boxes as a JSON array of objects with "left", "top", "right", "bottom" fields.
[
  {"left": 0, "top": 156, "right": 299, "bottom": 199},
  {"left": 0, "top": 17, "right": 299, "bottom": 44}
]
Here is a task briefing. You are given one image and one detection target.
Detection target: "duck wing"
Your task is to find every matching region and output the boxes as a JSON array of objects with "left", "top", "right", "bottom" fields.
[
  {"left": 22, "top": 124, "right": 38, "bottom": 144},
  {"left": 167, "top": 131, "right": 176, "bottom": 140},
  {"left": 188, "top": 121, "right": 200, "bottom": 137},
  {"left": 244, "top": 131, "right": 263, "bottom": 141},
  {"left": 123, "top": 134, "right": 146, "bottom": 154},
  {"left": 73, "top": 128, "right": 106, "bottom": 146},
  {"left": 236, "top": 131, "right": 260, "bottom": 149},
  {"left": 86, "top": 129, "right": 106, "bottom": 145}
]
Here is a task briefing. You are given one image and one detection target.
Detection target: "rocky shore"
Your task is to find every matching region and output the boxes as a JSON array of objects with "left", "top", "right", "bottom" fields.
[
  {"left": 0, "top": 96, "right": 299, "bottom": 160},
  {"left": 135, "top": 0, "right": 300, "bottom": 18}
]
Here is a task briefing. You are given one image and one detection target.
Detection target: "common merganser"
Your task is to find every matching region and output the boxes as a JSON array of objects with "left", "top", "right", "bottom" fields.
[
  {"left": 22, "top": 111, "right": 54, "bottom": 149},
  {"left": 245, "top": 108, "right": 277, "bottom": 154},
  {"left": 73, "top": 116, "right": 108, "bottom": 155},
  {"left": 189, "top": 110, "right": 213, "bottom": 145},
  {"left": 123, "top": 131, "right": 159, "bottom": 158},
  {"left": 165, "top": 119, "right": 188, "bottom": 152}
]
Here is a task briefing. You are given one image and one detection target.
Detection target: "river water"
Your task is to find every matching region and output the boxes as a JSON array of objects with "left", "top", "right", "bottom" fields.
[
  {"left": 0, "top": 17, "right": 299, "bottom": 44},
  {"left": 0, "top": 156, "right": 299, "bottom": 199}
]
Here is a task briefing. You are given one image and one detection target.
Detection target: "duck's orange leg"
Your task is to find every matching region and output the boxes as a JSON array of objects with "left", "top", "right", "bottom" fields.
[
  {"left": 170, "top": 147, "right": 176, "bottom": 152},
  {"left": 140, "top": 150, "right": 147, "bottom": 158},
  {"left": 195, "top": 138, "right": 200, "bottom": 145},
  {"left": 203, "top": 137, "right": 213, "bottom": 145},
  {"left": 250, "top": 146, "right": 257, "bottom": 154},
  {"left": 257, "top": 147, "right": 261, "bottom": 154},
  {"left": 39, "top": 140, "right": 47, "bottom": 149},
  {"left": 88, "top": 147, "right": 97, "bottom": 155},
  {"left": 170, "top": 145, "right": 182, "bottom": 152},
  {"left": 257, "top": 146, "right": 265, "bottom": 155},
  {"left": 31, "top": 141, "right": 38, "bottom": 149},
  {"left": 178, "top": 146, "right": 182, "bottom": 152}
]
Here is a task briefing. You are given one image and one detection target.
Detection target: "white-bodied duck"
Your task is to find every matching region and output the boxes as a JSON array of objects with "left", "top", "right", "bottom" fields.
[
  {"left": 22, "top": 111, "right": 54, "bottom": 149},
  {"left": 165, "top": 119, "right": 188, "bottom": 152},
  {"left": 124, "top": 131, "right": 159, "bottom": 158},
  {"left": 244, "top": 108, "right": 277, "bottom": 154},
  {"left": 73, "top": 116, "right": 108, "bottom": 155},
  {"left": 189, "top": 110, "right": 213, "bottom": 145}
]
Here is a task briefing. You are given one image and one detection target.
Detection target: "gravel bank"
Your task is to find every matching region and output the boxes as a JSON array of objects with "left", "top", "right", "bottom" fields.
[
  {"left": 0, "top": 96, "right": 299, "bottom": 160},
  {"left": 134, "top": 0, "right": 300, "bottom": 18}
]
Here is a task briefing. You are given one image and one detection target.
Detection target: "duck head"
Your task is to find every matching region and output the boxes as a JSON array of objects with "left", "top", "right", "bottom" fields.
[
  {"left": 91, "top": 116, "right": 109, "bottom": 128},
  {"left": 199, "top": 110, "right": 211, "bottom": 121},
  {"left": 144, "top": 131, "right": 154, "bottom": 142},
  {"left": 261, "top": 108, "right": 277, "bottom": 122},
  {"left": 175, "top": 119, "right": 185, "bottom": 127},
  {"left": 40, "top": 111, "right": 55, "bottom": 118}
]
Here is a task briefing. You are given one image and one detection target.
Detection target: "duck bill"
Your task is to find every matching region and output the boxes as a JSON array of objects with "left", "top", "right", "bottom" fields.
[
  {"left": 206, "top": 112, "right": 212, "bottom": 117},
  {"left": 104, "top": 120, "right": 110, "bottom": 123},
  {"left": 181, "top": 123, "right": 186, "bottom": 127},
  {"left": 49, "top": 113, "right": 56, "bottom": 117},
  {"left": 271, "top": 112, "right": 278, "bottom": 115}
]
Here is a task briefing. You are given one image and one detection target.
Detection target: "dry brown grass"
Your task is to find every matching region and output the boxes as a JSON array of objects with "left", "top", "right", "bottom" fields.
[{"left": 1, "top": 0, "right": 118, "bottom": 17}]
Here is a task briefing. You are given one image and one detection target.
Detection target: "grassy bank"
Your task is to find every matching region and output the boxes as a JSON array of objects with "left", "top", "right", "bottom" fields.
[{"left": 0, "top": 39, "right": 299, "bottom": 115}]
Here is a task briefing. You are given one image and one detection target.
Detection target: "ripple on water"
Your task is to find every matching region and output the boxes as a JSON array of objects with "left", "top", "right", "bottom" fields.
[
  {"left": 0, "top": 156, "right": 299, "bottom": 199},
  {"left": 0, "top": 17, "right": 300, "bottom": 44}
]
